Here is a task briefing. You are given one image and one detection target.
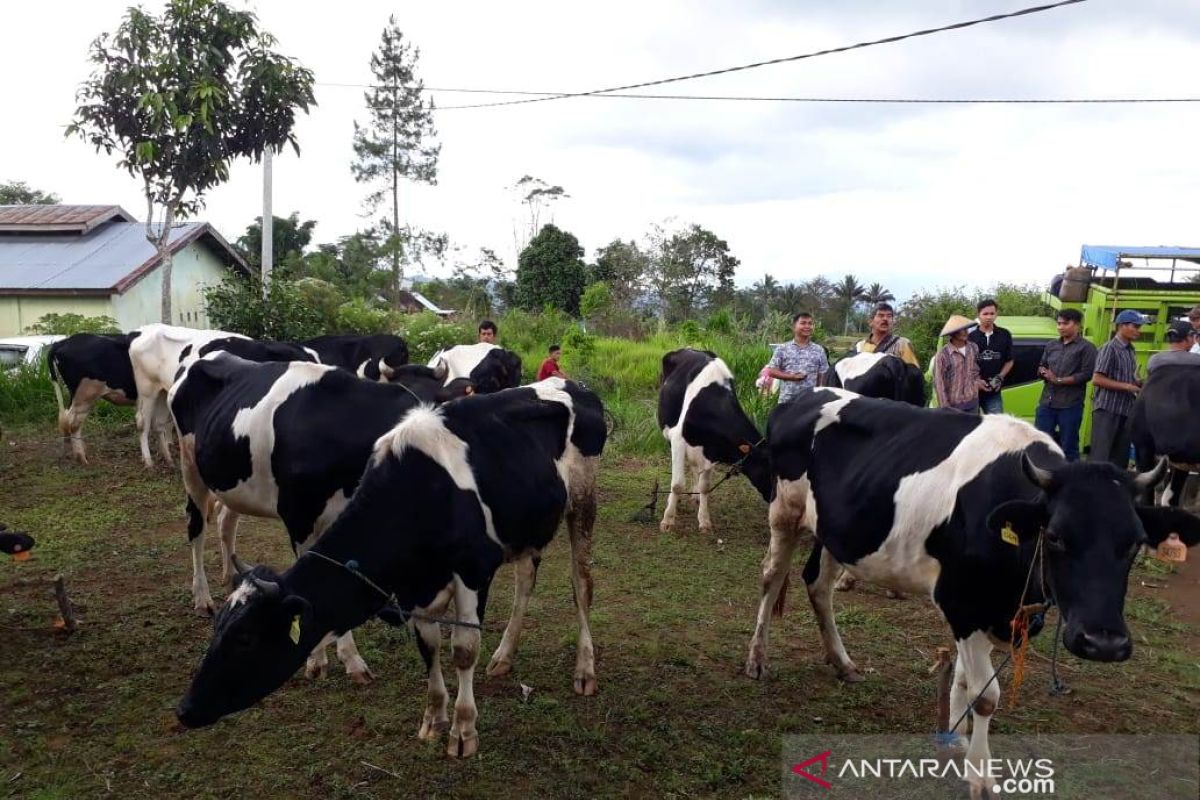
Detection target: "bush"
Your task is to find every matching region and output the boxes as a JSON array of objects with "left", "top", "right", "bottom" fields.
[
  {"left": 333, "top": 298, "right": 402, "bottom": 335},
  {"left": 26, "top": 313, "right": 120, "bottom": 335},
  {"left": 396, "top": 313, "right": 473, "bottom": 364},
  {"left": 204, "top": 269, "right": 325, "bottom": 340}
]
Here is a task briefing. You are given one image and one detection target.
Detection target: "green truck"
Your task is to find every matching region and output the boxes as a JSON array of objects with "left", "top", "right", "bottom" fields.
[{"left": 950, "top": 245, "right": 1200, "bottom": 452}]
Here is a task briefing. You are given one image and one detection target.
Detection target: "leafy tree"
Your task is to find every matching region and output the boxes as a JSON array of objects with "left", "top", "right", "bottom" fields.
[
  {"left": 26, "top": 313, "right": 120, "bottom": 335},
  {"left": 511, "top": 175, "right": 569, "bottom": 257},
  {"left": 515, "top": 224, "right": 589, "bottom": 315},
  {"left": 863, "top": 282, "right": 895, "bottom": 307},
  {"left": 203, "top": 266, "right": 324, "bottom": 340},
  {"left": 68, "top": 0, "right": 314, "bottom": 324},
  {"left": 237, "top": 212, "right": 316, "bottom": 269},
  {"left": 0, "top": 181, "right": 59, "bottom": 205},
  {"left": 646, "top": 223, "right": 739, "bottom": 323},
  {"left": 579, "top": 281, "right": 613, "bottom": 320},
  {"left": 351, "top": 16, "right": 439, "bottom": 304},
  {"left": 591, "top": 239, "right": 649, "bottom": 310},
  {"left": 833, "top": 274, "right": 867, "bottom": 333}
]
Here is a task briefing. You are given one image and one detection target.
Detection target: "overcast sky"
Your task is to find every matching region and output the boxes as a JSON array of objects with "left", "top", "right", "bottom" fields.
[{"left": 3, "top": 0, "right": 1199, "bottom": 299}]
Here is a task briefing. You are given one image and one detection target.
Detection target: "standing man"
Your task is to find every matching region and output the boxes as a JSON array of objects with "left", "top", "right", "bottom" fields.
[
  {"left": 855, "top": 302, "right": 920, "bottom": 367},
  {"left": 478, "top": 320, "right": 498, "bottom": 344},
  {"left": 537, "top": 344, "right": 566, "bottom": 381},
  {"left": 1148, "top": 321, "right": 1200, "bottom": 373},
  {"left": 1189, "top": 306, "right": 1200, "bottom": 354},
  {"left": 767, "top": 312, "right": 829, "bottom": 404},
  {"left": 969, "top": 298, "right": 1014, "bottom": 414},
  {"left": 1090, "top": 310, "right": 1146, "bottom": 467},
  {"left": 933, "top": 315, "right": 983, "bottom": 413},
  {"left": 1035, "top": 309, "right": 1097, "bottom": 462}
]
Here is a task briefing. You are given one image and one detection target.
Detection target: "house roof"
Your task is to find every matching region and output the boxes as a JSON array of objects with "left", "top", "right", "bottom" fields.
[
  {"left": 0, "top": 220, "right": 250, "bottom": 295},
  {"left": 405, "top": 290, "right": 455, "bottom": 316},
  {"left": 0, "top": 205, "right": 135, "bottom": 234}
]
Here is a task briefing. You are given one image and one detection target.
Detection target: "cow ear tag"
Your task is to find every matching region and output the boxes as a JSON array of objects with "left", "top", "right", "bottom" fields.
[
  {"left": 738, "top": 443, "right": 751, "bottom": 454},
  {"left": 289, "top": 615, "right": 302, "bottom": 645},
  {"left": 1000, "top": 525, "right": 1020, "bottom": 547}
]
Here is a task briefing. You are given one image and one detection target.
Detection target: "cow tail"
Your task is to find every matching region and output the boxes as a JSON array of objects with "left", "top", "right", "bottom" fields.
[
  {"left": 48, "top": 349, "right": 66, "bottom": 413},
  {"left": 772, "top": 573, "right": 789, "bottom": 618}
]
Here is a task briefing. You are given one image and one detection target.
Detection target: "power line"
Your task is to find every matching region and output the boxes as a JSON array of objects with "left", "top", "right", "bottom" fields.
[{"left": 429, "top": 0, "right": 1091, "bottom": 110}]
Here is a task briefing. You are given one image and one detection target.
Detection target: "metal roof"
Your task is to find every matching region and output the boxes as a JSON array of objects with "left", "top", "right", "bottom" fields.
[
  {"left": 0, "top": 205, "right": 135, "bottom": 234},
  {"left": 0, "top": 221, "right": 249, "bottom": 295}
]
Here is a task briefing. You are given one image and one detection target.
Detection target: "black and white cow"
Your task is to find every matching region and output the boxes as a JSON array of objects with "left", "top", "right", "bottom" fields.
[
  {"left": 129, "top": 324, "right": 248, "bottom": 468},
  {"left": 826, "top": 351, "right": 927, "bottom": 406},
  {"left": 47, "top": 332, "right": 140, "bottom": 464},
  {"left": 427, "top": 342, "right": 523, "bottom": 394},
  {"left": 658, "top": 348, "right": 772, "bottom": 533},
  {"left": 1130, "top": 364, "right": 1200, "bottom": 507},
  {"left": 826, "top": 351, "right": 926, "bottom": 594},
  {"left": 176, "top": 378, "right": 605, "bottom": 759},
  {"left": 303, "top": 333, "right": 410, "bottom": 381},
  {"left": 168, "top": 354, "right": 471, "bottom": 682},
  {"left": 190, "top": 337, "right": 319, "bottom": 367},
  {"left": 744, "top": 388, "right": 1200, "bottom": 795}
]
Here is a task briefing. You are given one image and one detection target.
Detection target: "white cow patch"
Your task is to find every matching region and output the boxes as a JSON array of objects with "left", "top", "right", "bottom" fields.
[
  {"left": 839, "top": 414, "right": 1062, "bottom": 593},
  {"left": 665, "top": 358, "right": 735, "bottom": 441},
  {"left": 813, "top": 388, "right": 859, "bottom": 434},
  {"left": 427, "top": 343, "right": 499, "bottom": 382},
  {"left": 834, "top": 352, "right": 892, "bottom": 384},
  {"left": 227, "top": 581, "right": 256, "bottom": 607}
]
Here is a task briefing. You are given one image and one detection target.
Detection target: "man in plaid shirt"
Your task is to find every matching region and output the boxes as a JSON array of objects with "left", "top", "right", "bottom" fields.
[
  {"left": 1090, "top": 310, "right": 1146, "bottom": 467},
  {"left": 767, "top": 312, "right": 829, "bottom": 404}
]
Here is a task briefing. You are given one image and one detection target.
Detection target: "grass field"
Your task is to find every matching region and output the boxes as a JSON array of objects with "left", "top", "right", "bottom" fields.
[{"left": 1, "top": 422, "right": 1197, "bottom": 799}]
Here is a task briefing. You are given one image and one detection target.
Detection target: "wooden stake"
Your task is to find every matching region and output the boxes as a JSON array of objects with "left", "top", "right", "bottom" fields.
[
  {"left": 931, "top": 646, "right": 953, "bottom": 734},
  {"left": 53, "top": 574, "right": 78, "bottom": 634}
]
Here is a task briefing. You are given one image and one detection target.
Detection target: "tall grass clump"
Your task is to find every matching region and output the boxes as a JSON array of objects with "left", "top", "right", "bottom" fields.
[{"left": 0, "top": 361, "right": 60, "bottom": 429}]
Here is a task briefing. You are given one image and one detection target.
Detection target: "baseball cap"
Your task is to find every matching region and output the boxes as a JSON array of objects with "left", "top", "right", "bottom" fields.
[
  {"left": 1166, "top": 320, "right": 1195, "bottom": 342},
  {"left": 1114, "top": 310, "right": 1148, "bottom": 326}
]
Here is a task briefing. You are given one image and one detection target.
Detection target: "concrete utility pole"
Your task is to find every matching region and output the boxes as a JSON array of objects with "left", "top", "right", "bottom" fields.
[{"left": 261, "top": 148, "right": 274, "bottom": 298}]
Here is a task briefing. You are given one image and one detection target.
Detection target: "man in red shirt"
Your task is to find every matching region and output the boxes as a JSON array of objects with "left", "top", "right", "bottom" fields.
[{"left": 537, "top": 344, "right": 566, "bottom": 381}]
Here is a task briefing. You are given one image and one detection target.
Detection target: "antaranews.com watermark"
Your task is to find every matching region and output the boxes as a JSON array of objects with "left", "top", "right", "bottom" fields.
[{"left": 781, "top": 734, "right": 1198, "bottom": 799}]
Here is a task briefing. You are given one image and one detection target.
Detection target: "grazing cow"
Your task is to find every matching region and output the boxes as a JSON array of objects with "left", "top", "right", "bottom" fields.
[
  {"left": 168, "top": 354, "right": 473, "bottom": 682},
  {"left": 427, "top": 342, "right": 523, "bottom": 394},
  {"left": 302, "top": 334, "right": 410, "bottom": 381},
  {"left": 47, "top": 333, "right": 139, "bottom": 464},
  {"left": 1130, "top": 364, "right": 1200, "bottom": 507},
  {"left": 128, "top": 324, "right": 247, "bottom": 468},
  {"left": 744, "top": 388, "right": 1200, "bottom": 796},
  {"left": 176, "top": 378, "right": 605, "bottom": 759},
  {"left": 827, "top": 351, "right": 926, "bottom": 406},
  {"left": 658, "top": 348, "right": 772, "bottom": 533}
]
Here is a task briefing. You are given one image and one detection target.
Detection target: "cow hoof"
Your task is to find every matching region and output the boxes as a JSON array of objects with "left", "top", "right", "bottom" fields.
[
  {"left": 447, "top": 733, "right": 478, "bottom": 758},
  {"left": 486, "top": 656, "right": 512, "bottom": 677},
  {"left": 659, "top": 521, "right": 674, "bottom": 533},
  {"left": 838, "top": 667, "right": 865, "bottom": 683},
  {"left": 418, "top": 718, "right": 449, "bottom": 741},
  {"left": 305, "top": 662, "right": 328, "bottom": 680},
  {"left": 348, "top": 667, "right": 374, "bottom": 686},
  {"left": 574, "top": 675, "right": 597, "bottom": 696},
  {"left": 193, "top": 599, "right": 216, "bottom": 617},
  {"left": 744, "top": 659, "right": 769, "bottom": 680},
  {"left": 834, "top": 576, "right": 856, "bottom": 592}
]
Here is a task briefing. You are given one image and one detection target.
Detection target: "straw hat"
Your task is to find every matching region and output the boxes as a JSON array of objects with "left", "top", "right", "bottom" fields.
[{"left": 939, "top": 314, "right": 976, "bottom": 337}]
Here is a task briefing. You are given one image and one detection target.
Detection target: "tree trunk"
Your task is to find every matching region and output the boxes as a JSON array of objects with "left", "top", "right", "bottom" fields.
[
  {"left": 391, "top": 76, "right": 401, "bottom": 309},
  {"left": 145, "top": 200, "right": 176, "bottom": 324}
]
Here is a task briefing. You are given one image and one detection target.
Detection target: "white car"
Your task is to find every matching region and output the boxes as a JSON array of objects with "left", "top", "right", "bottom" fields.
[{"left": 0, "top": 335, "right": 63, "bottom": 370}]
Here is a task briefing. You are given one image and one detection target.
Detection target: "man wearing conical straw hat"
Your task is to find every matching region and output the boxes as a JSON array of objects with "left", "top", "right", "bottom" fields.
[{"left": 933, "top": 314, "right": 983, "bottom": 413}]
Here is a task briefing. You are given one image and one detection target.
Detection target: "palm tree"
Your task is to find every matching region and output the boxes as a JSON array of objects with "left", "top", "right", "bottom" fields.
[
  {"left": 834, "top": 274, "right": 867, "bottom": 333},
  {"left": 864, "top": 282, "right": 895, "bottom": 307},
  {"left": 752, "top": 273, "right": 780, "bottom": 307}
]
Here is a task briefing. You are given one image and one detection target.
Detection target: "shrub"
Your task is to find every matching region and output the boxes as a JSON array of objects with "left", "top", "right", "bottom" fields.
[
  {"left": 396, "top": 313, "right": 473, "bottom": 364},
  {"left": 333, "top": 298, "right": 402, "bottom": 335},
  {"left": 204, "top": 269, "right": 325, "bottom": 340},
  {"left": 26, "top": 313, "right": 120, "bottom": 335}
]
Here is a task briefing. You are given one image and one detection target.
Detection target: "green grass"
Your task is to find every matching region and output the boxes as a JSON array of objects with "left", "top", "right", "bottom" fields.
[{"left": 0, "top": 426, "right": 1196, "bottom": 799}]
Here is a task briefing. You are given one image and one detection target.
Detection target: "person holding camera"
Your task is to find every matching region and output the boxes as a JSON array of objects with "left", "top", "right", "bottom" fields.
[{"left": 968, "top": 298, "right": 1014, "bottom": 414}]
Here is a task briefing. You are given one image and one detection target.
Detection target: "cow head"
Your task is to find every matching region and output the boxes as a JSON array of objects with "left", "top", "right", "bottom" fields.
[
  {"left": 988, "top": 455, "right": 1200, "bottom": 663},
  {"left": 383, "top": 365, "right": 475, "bottom": 403},
  {"left": 176, "top": 562, "right": 317, "bottom": 729},
  {"left": 470, "top": 349, "right": 523, "bottom": 394}
]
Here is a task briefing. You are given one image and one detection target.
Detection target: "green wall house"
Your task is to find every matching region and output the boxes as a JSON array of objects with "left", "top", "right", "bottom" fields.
[{"left": 0, "top": 205, "right": 249, "bottom": 335}]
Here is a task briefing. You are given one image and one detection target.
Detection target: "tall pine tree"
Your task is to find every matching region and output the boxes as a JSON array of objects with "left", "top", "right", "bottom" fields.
[{"left": 351, "top": 16, "right": 439, "bottom": 305}]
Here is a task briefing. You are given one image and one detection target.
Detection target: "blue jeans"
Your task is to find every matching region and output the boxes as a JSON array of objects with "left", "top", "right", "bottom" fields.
[
  {"left": 1035, "top": 403, "right": 1084, "bottom": 462},
  {"left": 979, "top": 391, "right": 1004, "bottom": 415}
]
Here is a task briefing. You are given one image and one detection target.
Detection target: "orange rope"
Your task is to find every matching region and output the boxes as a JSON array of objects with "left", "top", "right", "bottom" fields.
[{"left": 1007, "top": 534, "right": 1045, "bottom": 709}]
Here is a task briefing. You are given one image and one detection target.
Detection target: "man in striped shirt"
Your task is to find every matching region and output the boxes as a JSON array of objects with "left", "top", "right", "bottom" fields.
[
  {"left": 933, "top": 314, "right": 982, "bottom": 412},
  {"left": 1090, "top": 309, "right": 1146, "bottom": 467}
]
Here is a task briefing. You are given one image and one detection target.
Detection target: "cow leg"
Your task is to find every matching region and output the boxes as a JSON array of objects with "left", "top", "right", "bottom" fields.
[
  {"left": 486, "top": 553, "right": 538, "bottom": 678},
  {"left": 59, "top": 379, "right": 105, "bottom": 464},
  {"left": 447, "top": 576, "right": 483, "bottom": 758},
  {"left": 1160, "top": 468, "right": 1189, "bottom": 507},
  {"left": 807, "top": 546, "right": 863, "bottom": 682},
  {"left": 956, "top": 631, "right": 1000, "bottom": 798},
  {"left": 305, "top": 633, "right": 333, "bottom": 680},
  {"left": 215, "top": 504, "right": 240, "bottom": 584},
  {"left": 185, "top": 496, "right": 216, "bottom": 616},
  {"left": 152, "top": 393, "right": 174, "bottom": 467},
  {"left": 660, "top": 432, "right": 688, "bottom": 532},
  {"left": 833, "top": 568, "right": 857, "bottom": 592},
  {"left": 745, "top": 478, "right": 805, "bottom": 680},
  {"left": 415, "top": 618, "right": 450, "bottom": 740},
  {"left": 135, "top": 396, "right": 155, "bottom": 468},
  {"left": 695, "top": 459, "right": 715, "bottom": 535},
  {"left": 567, "top": 461, "right": 599, "bottom": 695},
  {"left": 336, "top": 632, "right": 374, "bottom": 685}
]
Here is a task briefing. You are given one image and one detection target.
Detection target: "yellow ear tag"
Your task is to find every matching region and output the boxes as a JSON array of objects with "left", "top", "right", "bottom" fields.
[
  {"left": 289, "top": 615, "right": 301, "bottom": 645},
  {"left": 1000, "top": 525, "right": 1019, "bottom": 547}
]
